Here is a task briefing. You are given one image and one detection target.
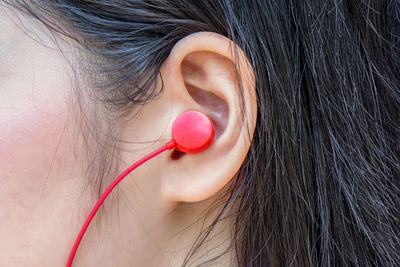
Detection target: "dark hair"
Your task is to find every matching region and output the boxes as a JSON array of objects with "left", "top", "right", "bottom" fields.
[{"left": 4, "top": 0, "right": 400, "bottom": 266}]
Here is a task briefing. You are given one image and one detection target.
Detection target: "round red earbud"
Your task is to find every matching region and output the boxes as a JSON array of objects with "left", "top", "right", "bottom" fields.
[{"left": 172, "top": 111, "right": 215, "bottom": 153}]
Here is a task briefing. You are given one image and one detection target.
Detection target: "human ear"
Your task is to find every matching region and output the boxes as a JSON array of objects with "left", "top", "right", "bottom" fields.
[{"left": 159, "top": 32, "right": 257, "bottom": 203}]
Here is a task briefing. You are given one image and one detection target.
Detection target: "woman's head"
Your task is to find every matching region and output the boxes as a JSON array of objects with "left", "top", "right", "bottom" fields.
[{"left": 1, "top": 1, "right": 400, "bottom": 266}]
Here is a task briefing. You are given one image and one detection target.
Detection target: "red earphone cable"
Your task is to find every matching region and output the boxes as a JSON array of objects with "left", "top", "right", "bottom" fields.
[{"left": 66, "top": 140, "right": 176, "bottom": 267}]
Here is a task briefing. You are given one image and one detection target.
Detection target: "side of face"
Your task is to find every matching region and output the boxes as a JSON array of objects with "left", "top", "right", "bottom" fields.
[
  {"left": 0, "top": 4, "right": 257, "bottom": 266},
  {"left": 0, "top": 8, "right": 86, "bottom": 266}
]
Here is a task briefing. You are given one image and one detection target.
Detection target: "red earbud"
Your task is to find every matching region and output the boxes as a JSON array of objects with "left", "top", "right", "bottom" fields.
[
  {"left": 66, "top": 110, "right": 214, "bottom": 267},
  {"left": 172, "top": 110, "right": 215, "bottom": 153}
]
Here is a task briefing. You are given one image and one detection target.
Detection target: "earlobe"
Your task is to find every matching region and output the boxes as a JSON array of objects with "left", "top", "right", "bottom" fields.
[{"left": 159, "top": 32, "right": 257, "bottom": 203}]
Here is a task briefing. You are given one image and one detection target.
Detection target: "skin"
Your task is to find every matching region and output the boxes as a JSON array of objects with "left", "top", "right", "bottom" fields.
[
  {"left": 0, "top": 8, "right": 82, "bottom": 266},
  {"left": 0, "top": 6, "right": 257, "bottom": 267}
]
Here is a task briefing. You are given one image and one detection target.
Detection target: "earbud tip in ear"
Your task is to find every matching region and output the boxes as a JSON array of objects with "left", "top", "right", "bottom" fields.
[{"left": 172, "top": 111, "right": 215, "bottom": 153}]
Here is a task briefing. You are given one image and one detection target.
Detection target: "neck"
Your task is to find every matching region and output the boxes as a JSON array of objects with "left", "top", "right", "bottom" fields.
[{"left": 70, "top": 188, "right": 237, "bottom": 266}]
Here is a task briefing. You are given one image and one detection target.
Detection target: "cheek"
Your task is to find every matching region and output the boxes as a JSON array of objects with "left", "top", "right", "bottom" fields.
[
  {"left": 0, "top": 91, "right": 71, "bottom": 208},
  {"left": 1, "top": 102, "right": 64, "bottom": 145},
  {"left": 0, "top": 10, "right": 78, "bottom": 193},
  {"left": 0, "top": 41, "right": 75, "bottom": 195}
]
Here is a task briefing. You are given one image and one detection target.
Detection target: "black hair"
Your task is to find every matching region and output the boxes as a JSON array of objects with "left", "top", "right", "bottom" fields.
[{"left": 3, "top": 0, "right": 400, "bottom": 266}]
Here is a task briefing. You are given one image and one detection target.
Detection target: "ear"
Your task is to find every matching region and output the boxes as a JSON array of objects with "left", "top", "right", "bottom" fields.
[{"left": 160, "top": 32, "right": 257, "bottom": 203}]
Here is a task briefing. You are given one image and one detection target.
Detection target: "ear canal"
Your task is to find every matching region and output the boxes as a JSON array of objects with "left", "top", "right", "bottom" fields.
[{"left": 172, "top": 111, "right": 215, "bottom": 153}]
